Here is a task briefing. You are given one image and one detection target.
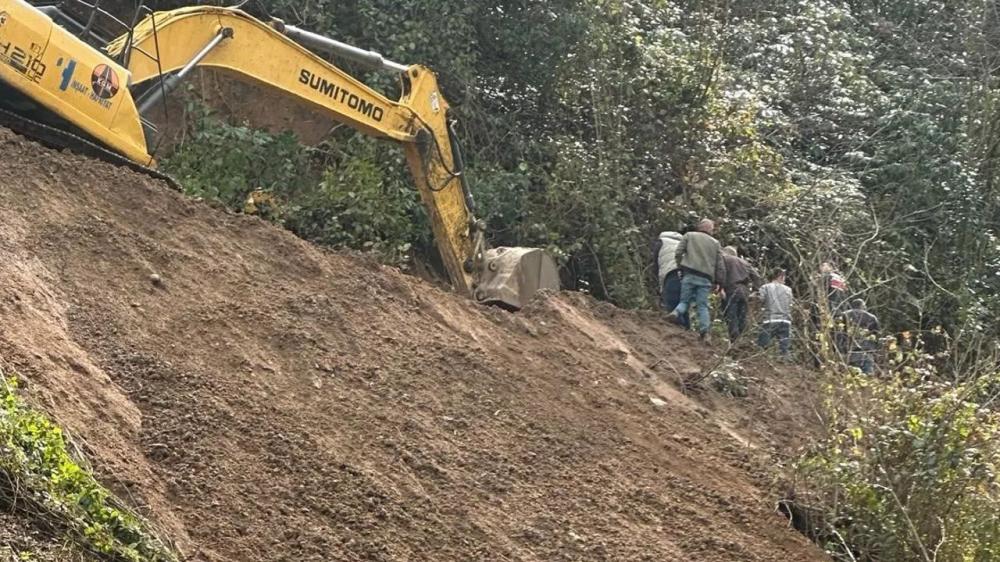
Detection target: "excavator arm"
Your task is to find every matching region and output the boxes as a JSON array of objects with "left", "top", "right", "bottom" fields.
[
  {"left": 108, "top": 6, "right": 482, "bottom": 297},
  {"left": 0, "top": 1, "right": 558, "bottom": 308}
]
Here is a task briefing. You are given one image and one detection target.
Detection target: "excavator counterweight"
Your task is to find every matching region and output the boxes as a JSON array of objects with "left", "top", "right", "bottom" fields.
[{"left": 0, "top": 0, "right": 558, "bottom": 309}]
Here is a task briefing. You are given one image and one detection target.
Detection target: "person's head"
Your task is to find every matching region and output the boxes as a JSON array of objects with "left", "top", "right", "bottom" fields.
[
  {"left": 722, "top": 245, "right": 738, "bottom": 257},
  {"left": 852, "top": 298, "right": 867, "bottom": 311},
  {"left": 697, "top": 218, "right": 715, "bottom": 234},
  {"left": 772, "top": 269, "right": 786, "bottom": 283},
  {"left": 820, "top": 262, "right": 834, "bottom": 274}
]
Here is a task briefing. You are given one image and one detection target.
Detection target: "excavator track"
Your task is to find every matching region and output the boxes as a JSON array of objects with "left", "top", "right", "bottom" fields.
[{"left": 0, "top": 106, "right": 183, "bottom": 192}]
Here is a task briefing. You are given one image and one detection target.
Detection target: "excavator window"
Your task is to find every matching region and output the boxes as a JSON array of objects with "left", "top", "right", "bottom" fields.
[{"left": 30, "top": 0, "right": 144, "bottom": 63}]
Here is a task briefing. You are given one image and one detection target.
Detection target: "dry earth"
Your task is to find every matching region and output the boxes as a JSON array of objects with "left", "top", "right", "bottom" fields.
[{"left": 0, "top": 127, "right": 827, "bottom": 561}]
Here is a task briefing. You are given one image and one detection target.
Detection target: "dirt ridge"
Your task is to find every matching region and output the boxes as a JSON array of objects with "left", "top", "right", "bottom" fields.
[{"left": 0, "top": 127, "right": 826, "bottom": 561}]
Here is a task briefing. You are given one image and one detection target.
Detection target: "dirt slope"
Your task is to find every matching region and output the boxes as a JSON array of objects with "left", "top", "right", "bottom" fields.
[{"left": 0, "top": 127, "right": 827, "bottom": 561}]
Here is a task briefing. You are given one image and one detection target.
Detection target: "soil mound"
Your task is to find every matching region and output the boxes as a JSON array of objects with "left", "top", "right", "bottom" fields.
[{"left": 0, "top": 127, "right": 827, "bottom": 561}]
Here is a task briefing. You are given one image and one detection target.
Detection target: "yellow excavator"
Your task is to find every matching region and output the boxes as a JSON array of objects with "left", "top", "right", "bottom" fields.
[{"left": 0, "top": 0, "right": 559, "bottom": 309}]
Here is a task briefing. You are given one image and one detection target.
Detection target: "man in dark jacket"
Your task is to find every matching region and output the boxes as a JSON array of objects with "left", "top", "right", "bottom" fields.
[
  {"left": 665, "top": 219, "right": 726, "bottom": 340},
  {"left": 719, "top": 246, "right": 762, "bottom": 342},
  {"left": 840, "top": 299, "right": 880, "bottom": 374},
  {"left": 820, "top": 262, "right": 848, "bottom": 313}
]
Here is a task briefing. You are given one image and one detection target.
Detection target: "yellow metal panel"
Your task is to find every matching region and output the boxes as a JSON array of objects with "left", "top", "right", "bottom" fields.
[
  {"left": 0, "top": 0, "right": 150, "bottom": 163},
  {"left": 114, "top": 8, "right": 415, "bottom": 143}
]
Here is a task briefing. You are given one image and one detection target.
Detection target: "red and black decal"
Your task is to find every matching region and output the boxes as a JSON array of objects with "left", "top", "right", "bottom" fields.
[{"left": 91, "top": 64, "right": 119, "bottom": 99}]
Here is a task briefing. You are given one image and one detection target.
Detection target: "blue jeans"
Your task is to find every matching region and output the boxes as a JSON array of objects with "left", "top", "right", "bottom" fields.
[
  {"left": 758, "top": 322, "right": 791, "bottom": 357},
  {"left": 660, "top": 271, "right": 689, "bottom": 328},
  {"left": 673, "top": 274, "right": 712, "bottom": 334}
]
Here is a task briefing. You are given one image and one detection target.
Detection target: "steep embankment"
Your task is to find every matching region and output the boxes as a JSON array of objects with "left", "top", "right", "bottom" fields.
[{"left": 0, "top": 127, "right": 826, "bottom": 561}]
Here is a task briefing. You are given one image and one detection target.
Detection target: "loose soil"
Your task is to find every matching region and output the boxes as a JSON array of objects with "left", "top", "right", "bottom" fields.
[
  {"left": 0, "top": 127, "right": 828, "bottom": 561},
  {"left": 0, "top": 511, "right": 97, "bottom": 562}
]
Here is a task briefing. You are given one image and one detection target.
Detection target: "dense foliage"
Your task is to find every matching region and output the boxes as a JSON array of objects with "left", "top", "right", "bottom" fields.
[
  {"left": 800, "top": 340, "right": 1000, "bottom": 561},
  {"left": 165, "top": 100, "right": 429, "bottom": 267}
]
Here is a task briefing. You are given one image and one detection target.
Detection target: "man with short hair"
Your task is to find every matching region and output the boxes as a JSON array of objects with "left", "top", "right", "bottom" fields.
[
  {"left": 841, "top": 299, "right": 880, "bottom": 374},
  {"left": 757, "top": 269, "right": 793, "bottom": 358},
  {"left": 719, "top": 246, "right": 762, "bottom": 342},
  {"left": 652, "top": 230, "right": 689, "bottom": 328},
  {"left": 665, "top": 218, "right": 726, "bottom": 341}
]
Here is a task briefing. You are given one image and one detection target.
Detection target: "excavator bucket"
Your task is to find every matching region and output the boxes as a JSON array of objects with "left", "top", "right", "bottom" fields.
[{"left": 476, "top": 247, "right": 560, "bottom": 310}]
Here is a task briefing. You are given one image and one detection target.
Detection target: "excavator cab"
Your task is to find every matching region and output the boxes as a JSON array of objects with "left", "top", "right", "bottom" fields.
[{"left": 0, "top": 0, "right": 560, "bottom": 310}]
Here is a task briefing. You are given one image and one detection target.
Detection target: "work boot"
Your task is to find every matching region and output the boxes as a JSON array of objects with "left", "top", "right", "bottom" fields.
[
  {"left": 699, "top": 331, "right": 711, "bottom": 344},
  {"left": 664, "top": 311, "right": 682, "bottom": 325}
]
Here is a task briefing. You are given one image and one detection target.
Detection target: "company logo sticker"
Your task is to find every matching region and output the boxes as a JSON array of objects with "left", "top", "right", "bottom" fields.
[
  {"left": 91, "top": 64, "right": 119, "bottom": 99},
  {"left": 57, "top": 58, "right": 76, "bottom": 90}
]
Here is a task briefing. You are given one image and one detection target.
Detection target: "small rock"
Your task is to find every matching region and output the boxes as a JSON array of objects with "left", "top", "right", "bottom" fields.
[
  {"left": 672, "top": 433, "right": 693, "bottom": 444},
  {"left": 649, "top": 396, "right": 668, "bottom": 407},
  {"left": 149, "top": 273, "right": 163, "bottom": 287}
]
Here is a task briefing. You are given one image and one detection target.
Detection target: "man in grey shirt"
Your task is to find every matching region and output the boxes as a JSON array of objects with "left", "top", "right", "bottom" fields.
[{"left": 757, "top": 269, "right": 793, "bottom": 358}]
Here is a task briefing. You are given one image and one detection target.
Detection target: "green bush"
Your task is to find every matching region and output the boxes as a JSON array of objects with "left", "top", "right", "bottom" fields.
[
  {"left": 280, "top": 137, "right": 430, "bottom": 268},
  {"left": 162, "top": 109, "right": 428, "bottom": 268},
  {"left": 162, "top": 107, "right": 314, "bottom": 208},
  {"left": 0, "top": 375, "right": 177, "bottom": 562},
  {"left": 797, "top": 340, "right": 1000, "bottom": 561}
]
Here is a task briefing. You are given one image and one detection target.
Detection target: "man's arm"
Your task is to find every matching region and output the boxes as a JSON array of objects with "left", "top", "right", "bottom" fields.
[
  {"left": 714, "top": 249, "right": 727, "bottom": 285},
  {"left": 757, "top": 284, "right": 771, "bottom": 307},
  {"left": 674, "top": 235, "right": 688, "bottom": 265},
  {"left": 748, "top": 263, "right": 763, "bottom": 289}
]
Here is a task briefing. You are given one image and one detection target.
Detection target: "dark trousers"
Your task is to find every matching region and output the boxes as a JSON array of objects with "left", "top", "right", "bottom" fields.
[
  {"left": 758, "top": 322, "right": 791, "bottom": 357},
  {"left": 722, "top": 288, "right": 749, "bottom": 342},
  {"left": 660, "top": 271, "right": 689, "bottom": 328},
  {"left": 849, "top": 351, "right": 875, "bottom": 374}
]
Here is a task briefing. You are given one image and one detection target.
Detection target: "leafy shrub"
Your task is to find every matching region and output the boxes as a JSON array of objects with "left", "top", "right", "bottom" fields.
[
  {"left": 282, "top": 137, "right": 430, "bottom": 267},
  {"left": 0, "top": 375, "right": 177, "bottom": 562},
  {"left": 707, "top": 359, "right": 749, "bottom": 397},
  {"left": 162, "top": 107, "right": 315, "bottom": 209},
  {"left": 797, "top": 341, "right": 1000, "bottom": 561},
  {"left": 162, "top": 109, "right": 428, "bottom": 267}
]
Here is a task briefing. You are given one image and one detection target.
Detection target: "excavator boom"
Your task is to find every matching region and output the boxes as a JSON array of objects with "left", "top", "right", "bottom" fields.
[{"left": 0, "top": 0, "right": 559, "bottom": 309}]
